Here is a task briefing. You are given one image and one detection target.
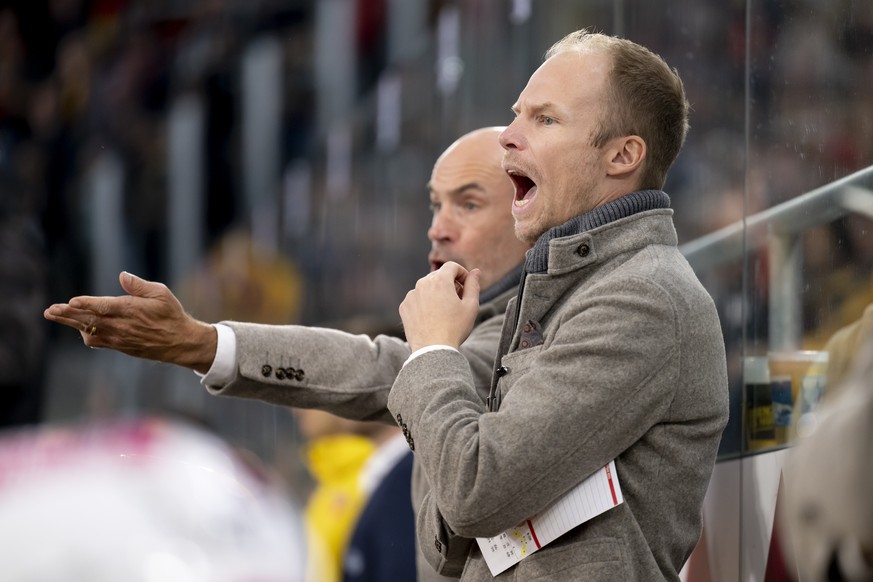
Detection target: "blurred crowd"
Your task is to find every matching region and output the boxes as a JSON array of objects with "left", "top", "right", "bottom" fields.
[
  {"left": 0, "top": 0, "right": 872, "bottom": 491},
  {"left": 0, "top": 0, "right": 314, "bottom": 303}
]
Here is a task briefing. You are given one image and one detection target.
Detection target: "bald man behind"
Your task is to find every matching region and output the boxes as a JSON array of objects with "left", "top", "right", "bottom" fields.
[{"left": 46, "top": 127, "right": 532, "bottom": 581}]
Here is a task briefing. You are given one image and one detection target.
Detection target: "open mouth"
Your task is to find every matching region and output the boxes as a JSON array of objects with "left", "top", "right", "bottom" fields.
[
  {"left": 507, "top": 169, "right": 538, "bottom": 209},
  {"left": 430, "top": 260, "right": 444, "bottom": 272}
]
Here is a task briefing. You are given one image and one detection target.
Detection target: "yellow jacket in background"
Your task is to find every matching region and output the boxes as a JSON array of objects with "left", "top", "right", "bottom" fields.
[{"left": 302, "top": 434, "right": 375, "bottom": 582}]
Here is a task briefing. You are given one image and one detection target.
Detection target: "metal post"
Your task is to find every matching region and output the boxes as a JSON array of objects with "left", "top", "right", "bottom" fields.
[{"left": 767, "top": 231, "right": 802, "bottom": 351}]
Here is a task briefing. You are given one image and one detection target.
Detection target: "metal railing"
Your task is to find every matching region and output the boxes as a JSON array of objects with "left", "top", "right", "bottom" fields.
[{"left": 679, "top": 164, "right": 873, "bottom": 350}]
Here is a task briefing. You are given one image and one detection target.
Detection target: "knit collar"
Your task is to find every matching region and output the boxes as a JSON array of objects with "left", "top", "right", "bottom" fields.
[{"left": 524, "top": 190, "right": 671, "bottom": 274}]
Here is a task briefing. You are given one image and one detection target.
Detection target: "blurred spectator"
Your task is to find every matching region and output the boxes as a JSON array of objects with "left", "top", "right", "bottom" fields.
[
  {"left": 780, "top": 326, "right": 873, "bottom": 580},
  {"left": 293, "top": 408, "right": 376, "bottom": 582},
  {"left": 339, "top": 316, "right": 416, "bottom": 582},
  {"left": 803, "top": 215, "right": 873, "bottom": 350},
  {"left": 820, "top": 301, "right": 873, "bottom": 403},
  {"left": 178, "top": 226, "right": 304, "bottom": 324},
  {"left": 0, "top": 415, "right": 306, "bottom": 582},
  {"left": 343, "top": 421, "right": 415, "bottom": 582}
]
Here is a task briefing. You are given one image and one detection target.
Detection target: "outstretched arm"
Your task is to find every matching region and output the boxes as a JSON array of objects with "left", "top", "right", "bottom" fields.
[{"left": 44, "top": 271, "right": 217, "bottom": 374}]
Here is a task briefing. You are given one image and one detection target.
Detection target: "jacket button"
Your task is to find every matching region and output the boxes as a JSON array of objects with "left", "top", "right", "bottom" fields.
[
  {"left": 295, "top": 368, "right": 305, "bottom": 381},
  {"left": 261, "top": 365, "right": 272, "bottom": 377},
  {"left": 275, "top": 368, "right": 286, "bottom": 380},
  {"left": 577, "top": 243, "right": 590, "bottom": 257},
  {"left": 496, "top": 366, "right": 510, "bottom": 377}
]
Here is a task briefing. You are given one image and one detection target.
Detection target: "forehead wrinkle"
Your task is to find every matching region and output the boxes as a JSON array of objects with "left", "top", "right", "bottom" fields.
[
  {"left": 512, "top": 97, "right": 564, "bottom": 118},
  {"left": 429, "top": 180, "right": 486, "bottom": 196},
  {"left": 449, "top": 182, "right": 486, "bottom": 196}
]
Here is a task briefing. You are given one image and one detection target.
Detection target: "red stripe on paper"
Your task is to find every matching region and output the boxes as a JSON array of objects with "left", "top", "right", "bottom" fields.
[
  {"left": 606, "top": 464, "right": 618, "bottom": 506},
  {"left": 526, "top": 520, "right": 542, "bottom": 549}
]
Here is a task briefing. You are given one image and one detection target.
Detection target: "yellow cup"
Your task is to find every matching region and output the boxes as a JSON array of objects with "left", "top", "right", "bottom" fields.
[{"left": 743, "top": 356, "right": 778, "bottom": 452}]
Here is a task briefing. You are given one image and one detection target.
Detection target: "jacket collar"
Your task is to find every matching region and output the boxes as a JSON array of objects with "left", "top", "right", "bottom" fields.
[{"left": 525, "top": 190, "right": 671, "bottom": 274}]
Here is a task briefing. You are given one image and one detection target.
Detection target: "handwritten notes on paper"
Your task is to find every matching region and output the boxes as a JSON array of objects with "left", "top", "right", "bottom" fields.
[{"left": 475, "top": 460, "right": 623, "bottom": 576}]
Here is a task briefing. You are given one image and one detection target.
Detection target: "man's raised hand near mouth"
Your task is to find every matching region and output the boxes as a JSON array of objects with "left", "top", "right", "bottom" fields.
[{"left": 400, "top": 262, "right": 481, "bottom": 353}]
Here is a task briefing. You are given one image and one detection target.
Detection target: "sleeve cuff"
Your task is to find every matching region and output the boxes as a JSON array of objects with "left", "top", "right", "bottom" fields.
[
  {"left": 403, "top": 345, "right": 459, "bottom": 367},
  {"left": 198, "top": 323, "right": 237, "bottom": 387}
]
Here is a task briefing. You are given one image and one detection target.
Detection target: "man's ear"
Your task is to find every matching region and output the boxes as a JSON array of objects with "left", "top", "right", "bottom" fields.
[{"left": 605, "top": 135, "right": 646, "bottom": 178}]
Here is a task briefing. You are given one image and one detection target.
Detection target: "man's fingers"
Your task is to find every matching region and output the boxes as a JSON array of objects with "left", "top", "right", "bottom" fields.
[
  {"left": 440, "top": 263, "right": 479, "bottom": 301},
  {"left": 438, "top": 261, "right": 469, "bottom": 279},
  {"left": 59, "top": 272, "right": 166, "bottom": 317},
  {"left": 45, "top": 313, "right": 82, "bottom": 330},
  {"left": 46, "top": 303, "right": 96, "bottom": 321},
  {"left": 400, "top": 263, "right": 479, "bottom": 351},
  {"left": 43, "top": 308, "right": 96, "bottom": 333},
  {"left": 460, "top": 268, "right": 481, "bottom": 301},
  {"left": 67, "top": 295, "right": 119, "bottom": 316},
  {"left": 120, "top": 271, "right": 165, "bottom": 299}
]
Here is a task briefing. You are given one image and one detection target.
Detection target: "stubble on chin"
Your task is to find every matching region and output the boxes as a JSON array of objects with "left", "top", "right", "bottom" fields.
[{"left": 514, "top": 221, "right": 543, "bottom": 245}]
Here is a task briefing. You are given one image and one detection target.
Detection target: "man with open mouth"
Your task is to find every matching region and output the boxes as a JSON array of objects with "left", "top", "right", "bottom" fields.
[{"left": 391, "top": 29, "right": 730, "bottom": 581}]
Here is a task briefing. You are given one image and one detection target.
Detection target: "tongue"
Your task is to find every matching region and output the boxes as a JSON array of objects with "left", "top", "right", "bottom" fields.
[
  {"left": 515, "top": 185, "right": 537, "bottom": 206},
  {"left": 524, "top": 185, "right": 538, "bottom": 200}
]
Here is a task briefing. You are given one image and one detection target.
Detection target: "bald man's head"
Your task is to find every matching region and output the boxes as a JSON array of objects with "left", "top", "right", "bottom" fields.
[{"left": 426, "top": 127, "right": 531, "bottom": 291}]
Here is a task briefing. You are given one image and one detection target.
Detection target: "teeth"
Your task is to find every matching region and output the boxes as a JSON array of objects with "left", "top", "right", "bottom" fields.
[{"left": 514, "top": 199, "right": 530, "bottom": 207}]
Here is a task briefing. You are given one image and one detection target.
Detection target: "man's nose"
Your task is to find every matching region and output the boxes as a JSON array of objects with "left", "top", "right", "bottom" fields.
[
  {"left": 428, "top": 209, "right": 457, "bottom": 242},
  {"left": 499, "top": 121, "right": 523, "bottom": 150}
]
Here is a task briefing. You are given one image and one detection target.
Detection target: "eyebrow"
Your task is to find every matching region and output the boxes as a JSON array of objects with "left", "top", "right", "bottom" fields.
[
  {"left": 428, "top": 182, "right": 487, "bottom": 196},
  {"left": 511, "top": 101, "right": 561, "bottom": 117}
]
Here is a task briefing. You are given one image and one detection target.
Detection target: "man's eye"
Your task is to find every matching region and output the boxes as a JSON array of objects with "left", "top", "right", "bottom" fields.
[
  {"left": 429, "top": 202, "right": 441, "bottom": 213},
  {"left": 463, "top": 202, "right": 479, "bottom": 211},
  {"left": 541, "top": 116, "right": 555, "bottom": 126}
]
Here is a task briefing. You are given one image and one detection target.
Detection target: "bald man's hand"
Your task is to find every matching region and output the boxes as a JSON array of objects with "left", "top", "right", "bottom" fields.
[
  {"left": 399, "top": 262, "right": 481, "bottom": 353},
  {"left": 44, "top": 272, "right": 217, "bottom": 374}
]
